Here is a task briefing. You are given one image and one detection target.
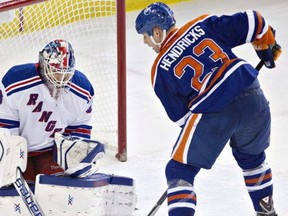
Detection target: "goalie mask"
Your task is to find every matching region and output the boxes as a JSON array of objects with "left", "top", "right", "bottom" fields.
[{"left": 39, "top": 39, "right": 75, "bottom": 93}]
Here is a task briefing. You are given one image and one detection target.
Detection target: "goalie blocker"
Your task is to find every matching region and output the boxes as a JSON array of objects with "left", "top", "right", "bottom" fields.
[{"left": 0, "top": 173, "right": 136, "bottom": 216}]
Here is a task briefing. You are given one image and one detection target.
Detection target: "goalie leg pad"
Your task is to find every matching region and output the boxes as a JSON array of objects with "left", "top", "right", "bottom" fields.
[
  {"left": 35, "top": 173, "right": 136, "bottom": 216},
  {"left": 0, "top": 129, "right": 27, "bottom": 187},
  {"left": 0, "top": 185, "right": 33, "bottom": 215}
]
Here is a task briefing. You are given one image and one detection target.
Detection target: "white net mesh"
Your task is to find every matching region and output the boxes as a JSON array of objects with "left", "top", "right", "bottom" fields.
[{"left": 0, "top": 0, "right": 120, "bottom": 155}]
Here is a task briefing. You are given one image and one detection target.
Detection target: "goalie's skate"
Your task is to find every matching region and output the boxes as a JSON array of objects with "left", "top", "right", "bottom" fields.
[{"left": 256, "top": 195, "right": 277, "bottom": 216}]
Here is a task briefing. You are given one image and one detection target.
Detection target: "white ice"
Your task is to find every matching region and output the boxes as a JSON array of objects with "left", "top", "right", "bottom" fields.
[{"left": 101, "top": 0, "right": 288, "bottom": 215}]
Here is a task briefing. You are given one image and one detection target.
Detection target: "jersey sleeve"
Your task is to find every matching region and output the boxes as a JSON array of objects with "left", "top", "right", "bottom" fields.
[
  {"left": 64, "top": 71, "right": 94, "bottom": 139},
  {"left": 0, "top": 81, "right": 20, "bottom": 135},
  {"left": 63, "top": 101, "right": 93, "bottom": 139},
  {"left": 207, "top": 10, "right": 272, "bottom": 48}
]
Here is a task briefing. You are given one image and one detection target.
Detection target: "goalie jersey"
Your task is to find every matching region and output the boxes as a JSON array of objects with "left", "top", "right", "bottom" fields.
[
  {"left": 152, "top": 10, "right": 269, "bottom": 126},
  {"left": 0, "top": 63, "right": 94, "bottom": 152}
]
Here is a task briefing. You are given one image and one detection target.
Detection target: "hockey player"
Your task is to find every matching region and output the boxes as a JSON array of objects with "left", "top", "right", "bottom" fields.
[
  {"left": 135, "top": 2, "right": 281, "bottom": 216},
  {"left": 0, "top": 39, "right": 137, "bottom": 215},
  {"left": 0, "top": 39, "right": 104, "bottom": 185}
]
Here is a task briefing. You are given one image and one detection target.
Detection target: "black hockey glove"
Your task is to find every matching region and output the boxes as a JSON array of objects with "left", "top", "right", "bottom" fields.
[{"left": 255, "top": 42, "right": 281, "bottom": 68}]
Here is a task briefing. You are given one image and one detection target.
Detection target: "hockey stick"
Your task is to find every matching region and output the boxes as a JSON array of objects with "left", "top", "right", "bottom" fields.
[
  {"left": 255, "top": 60, "right": 265, "bottom": 71},
  {"left": 13, "top": 167, "right": 45, "bottom": 216},
  {"left": 147, "top": 190, "right": 167, "bottom": 216}
]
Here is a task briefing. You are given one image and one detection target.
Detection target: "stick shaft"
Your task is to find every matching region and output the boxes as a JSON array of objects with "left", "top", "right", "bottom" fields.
[
  {"left": 255, "top": 60, "right": 265, "bottom": 71},
  {"left": 13, "top": 167, "right": 45, "bottom": 216},
  {"left": 147, "top": 190, "right": 167, "bottom": 216}
]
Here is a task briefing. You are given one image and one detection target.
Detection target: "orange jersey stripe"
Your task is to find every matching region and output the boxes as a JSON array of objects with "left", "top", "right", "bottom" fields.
[
  {"left": 253, "top": 11, "right": 275, "bottom": 47},
  {"left": 168, "top": 193, "right": 197, "bottom": 203},
  {"left": 245, "top": 172, "right": 272, "bottom": 184},
  {"left": 172, "top": 113, "right": 200, "bottom": 163}
]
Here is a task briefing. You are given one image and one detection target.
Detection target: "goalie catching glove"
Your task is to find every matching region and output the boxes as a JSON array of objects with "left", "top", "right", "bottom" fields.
[{"left": 53, "top": 132, "right": 105, "bottom": 178}]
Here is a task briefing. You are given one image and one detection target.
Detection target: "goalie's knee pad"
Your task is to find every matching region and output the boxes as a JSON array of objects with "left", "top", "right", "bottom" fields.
[{"left": 35, "top": 173, "right": 136, "bottom": 216}]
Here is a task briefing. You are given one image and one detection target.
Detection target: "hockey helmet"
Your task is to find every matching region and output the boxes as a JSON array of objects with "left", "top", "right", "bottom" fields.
[
  {"left": 39, "top": 39, "right": 75, "bottom": 88},
  {"left": 135, "top": 2, "right": 176, "bottom": 36}
]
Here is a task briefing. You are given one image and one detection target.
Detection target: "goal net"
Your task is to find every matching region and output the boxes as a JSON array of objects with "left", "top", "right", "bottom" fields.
[{"left": 0, "top": 0, "right": 127, "bottom": 161}]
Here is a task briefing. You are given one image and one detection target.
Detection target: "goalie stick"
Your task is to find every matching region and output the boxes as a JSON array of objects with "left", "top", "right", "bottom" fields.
[{"left": 13, "top": 167, "right": 45, "bottom": 216}]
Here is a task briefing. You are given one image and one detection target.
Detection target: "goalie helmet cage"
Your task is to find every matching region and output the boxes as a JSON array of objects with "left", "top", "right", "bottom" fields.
[{"left": 0, "top": 0, "right": 127, "bottom": 161}]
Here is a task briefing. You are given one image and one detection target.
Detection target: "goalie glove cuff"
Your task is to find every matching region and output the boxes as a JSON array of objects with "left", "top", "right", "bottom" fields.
[{"left": 65, "top": 163, "right": 94, "bottom": 178}]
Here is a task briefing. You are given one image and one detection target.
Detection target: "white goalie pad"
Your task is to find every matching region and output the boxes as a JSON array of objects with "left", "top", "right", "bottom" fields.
[
  {"left": 34, "top": 173, "right": 137, "bottom": 216},
  {"left": 54, "top": 132, "right": 105, "bottom": 178},
  {"left": 0, "top": 186, "right": 31, "bottom": 216},
  {"left": 0, "top": 129, "right": 27, "bottom": 187}
]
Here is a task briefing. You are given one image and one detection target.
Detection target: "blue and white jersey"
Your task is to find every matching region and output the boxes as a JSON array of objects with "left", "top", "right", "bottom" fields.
[
  {"left": 151, "top": 10, "right": 274, "bottom": 126},
  {"left": 0, "top": 63, "right": 94, "bottom": 152}
]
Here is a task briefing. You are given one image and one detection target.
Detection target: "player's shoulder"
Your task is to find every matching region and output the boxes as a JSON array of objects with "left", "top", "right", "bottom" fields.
[
  {"left": 68, "top": 70, "right": 94, "bottom": 100},
  {"left": 1, "top": 63, "right": 41, "bottom": 88},
  {"left": 70, "top": 70, "right": 94, "bottom": 92}
]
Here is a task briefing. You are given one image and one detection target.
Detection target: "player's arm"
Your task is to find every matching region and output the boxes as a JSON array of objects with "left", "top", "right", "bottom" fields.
[
  {"left": 63, "top": 103, "right": 93, "bottom": 139},
  {"left": 65, "top": 73, "right": 95, "bottom": 139},
  {"left": 208, "top": 10, "right": 281, "bottom": 68},
  {"left": 233, "top": 10, "right": 281, "bottom": 68},
  {"left": 251, "top": 22, "right": 282, "bottom": 68}
]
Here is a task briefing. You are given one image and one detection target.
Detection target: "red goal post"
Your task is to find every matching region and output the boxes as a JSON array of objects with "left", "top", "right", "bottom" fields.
[{"left": 0, "top": 0, "right": 127, "bottom": 161}]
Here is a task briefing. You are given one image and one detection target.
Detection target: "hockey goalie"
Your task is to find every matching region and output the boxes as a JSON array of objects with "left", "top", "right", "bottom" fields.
[{"left": 0, "top": 39, "right": 136, "bottom": 215}]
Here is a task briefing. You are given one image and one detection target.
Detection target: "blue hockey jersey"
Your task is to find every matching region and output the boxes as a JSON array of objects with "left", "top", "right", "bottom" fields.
[{"left": 151, "top": 10, "right": 274, "bottom": 126}]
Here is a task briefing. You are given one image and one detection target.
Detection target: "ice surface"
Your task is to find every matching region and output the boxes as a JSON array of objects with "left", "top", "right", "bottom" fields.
[{"left": 90, "top": 0, "right": 288, "bottom": 215}]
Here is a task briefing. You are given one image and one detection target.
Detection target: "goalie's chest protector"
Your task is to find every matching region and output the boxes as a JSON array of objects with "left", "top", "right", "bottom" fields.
[{"left": 10, "top": 84, "right": 91, "bottom": 151}]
